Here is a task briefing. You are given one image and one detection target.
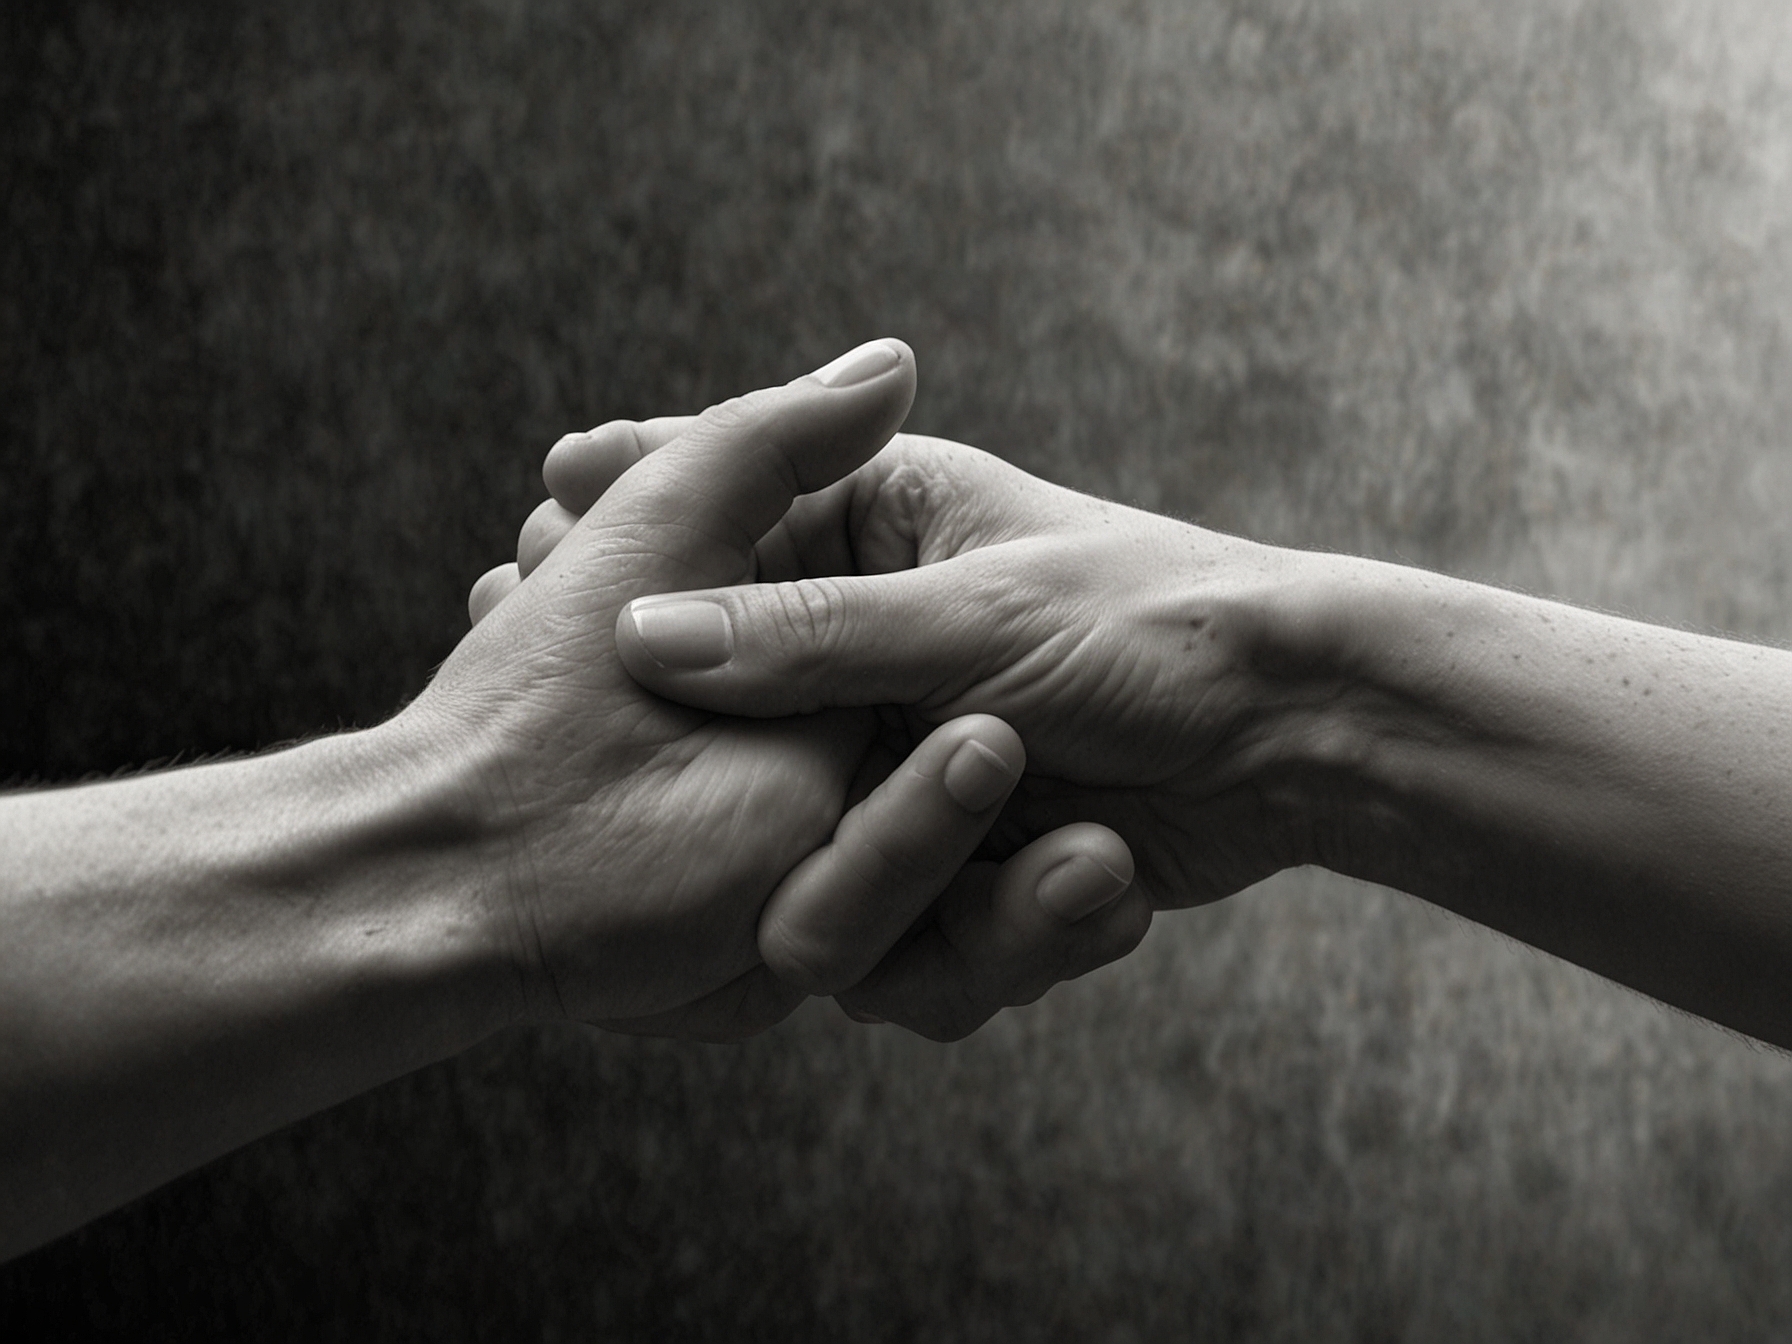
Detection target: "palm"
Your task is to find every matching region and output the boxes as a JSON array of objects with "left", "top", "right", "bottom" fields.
[{"left": 559, "top": 711, "right": 877, "bottom": 1021}]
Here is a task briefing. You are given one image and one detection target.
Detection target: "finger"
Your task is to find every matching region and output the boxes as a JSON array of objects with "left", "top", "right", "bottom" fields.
[
  {"left": 543, "top": 415, "right": 697, "bottom": 514},
  {"left": 516, "top": 498, "right": 582, "bottom": 577},
  {"left": 836, "top": 823, "right": 1152, "bottom": 1042},
  {"left": 1005, "top": 773, "right": 1293, "bottom": 911},
  {"left": 468, "top": 562, "right": 522, "bottom": 627},
  {"left": 758, "top": 713, "right": 1024, "bottom": 997},
  {"left": 522, "top": 419, "right": 698, "bottom": 585},
  {"left": 544, "top": 415, "right": 868, "bottom": 586},
  {"left": 521, "top": 411, "right": 800, "bottom": 597},
  {"left": 617, "top": 558, "right": 1005, "bottom": 717},
  {"left": 592, "top": 964, "right": 805, "bottom": 1044},
  {"left": 566, "top": 339, "right": 916, "bottom": 598}
]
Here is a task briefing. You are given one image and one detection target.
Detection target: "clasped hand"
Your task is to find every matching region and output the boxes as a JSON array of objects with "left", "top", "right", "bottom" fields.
[{"left": 424, "top": 340, "right": 1168, "bottom": 1043}]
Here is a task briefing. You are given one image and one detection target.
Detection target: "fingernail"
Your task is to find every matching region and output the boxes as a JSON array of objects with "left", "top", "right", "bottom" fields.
[
  {"left": 841, "top": 1005, "right": 886, "bottom": 1025},
  {"left": 627, "top": 597, "right": 733, "bottom": 670},
  {"left": 942, "top": 738, "right": 1017, "bottom": 812},
  {"left": 1035, "top": 855, "right": 1131, "bottom": 922},
  {"left": 811, "top": 340, "right": 902, "bottom": 389}
]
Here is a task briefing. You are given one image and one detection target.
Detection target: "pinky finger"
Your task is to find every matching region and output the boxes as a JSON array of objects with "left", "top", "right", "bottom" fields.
[{"left": 468, "top": 562, "right": 522, "bottom": 627}]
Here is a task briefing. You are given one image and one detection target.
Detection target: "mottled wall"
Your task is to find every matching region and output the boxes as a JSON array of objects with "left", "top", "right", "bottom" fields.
[{"left": 4, "top": 0, "right": 1792, "bottom": 1338}]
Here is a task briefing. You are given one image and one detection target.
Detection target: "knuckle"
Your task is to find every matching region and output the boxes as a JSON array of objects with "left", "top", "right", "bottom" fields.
[
  {"left": 699, "top": 394, "right": 753, "bottom": 434},
  {"left": 849, "top": 820, "right": 946, "bottom": 893},
  {"left": 766, "top": 577, "right": 850, "bottom": 664},
  {"left": 698, "top": 387, "right": 777, "bottom": 438},
  {"left": 827, "top": 791, "right": 952, "bottom": 897}
]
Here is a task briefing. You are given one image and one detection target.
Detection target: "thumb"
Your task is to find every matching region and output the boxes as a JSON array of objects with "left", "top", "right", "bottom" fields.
[
  {"left": 615, "top": 562, "right": 1006, "bottom": 717},
  {"left": 567, "top": 339, "right": 916, "bottom": 594}
]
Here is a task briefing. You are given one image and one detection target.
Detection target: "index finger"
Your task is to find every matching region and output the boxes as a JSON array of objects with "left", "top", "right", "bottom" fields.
[{"left": 578, "top": 338, "right": 916, "bottom": 595}]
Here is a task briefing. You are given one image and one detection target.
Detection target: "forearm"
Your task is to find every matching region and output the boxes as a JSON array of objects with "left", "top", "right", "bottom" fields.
[
  {"left": 1255, "top": 551, "right": 1792, "bottom": 1045},
  {"left": 0, "top": 719, "right": 513, "bottom": 1258}
]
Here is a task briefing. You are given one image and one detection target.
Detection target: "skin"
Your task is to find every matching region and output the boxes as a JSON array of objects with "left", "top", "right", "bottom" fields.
[
  {"left": 0, "top": 342, "right": 1150, "bottom": 1261},
  {"left": 517, "top": 416, "right": 1792, "bottom": 1049},
  {"left": 17, "top": 341, "right": 1780, "bottom": 1259}
]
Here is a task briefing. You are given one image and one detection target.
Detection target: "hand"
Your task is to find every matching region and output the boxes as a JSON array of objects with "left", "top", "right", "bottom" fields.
[
  {"left": 434, "top": 344, "right": 1151, "bottom": 1042},
  {"left": 518, "top": 420, "right": 1320, "bottom": 917}
]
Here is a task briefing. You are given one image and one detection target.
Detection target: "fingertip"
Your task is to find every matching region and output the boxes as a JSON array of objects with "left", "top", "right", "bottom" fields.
[
  {"left": 542, "top": 420, "right": 647, "bottom": 513},
  {"left": 1031, "top": 824, "right": 1134, "bottom": 923},
  {"left": 950, "top": 712, "right": 1023, "bottom": 765},
  {"left": 1033, "top": 857, "right": 1129, "bottom": 923},
  {"left": 615, "top": 595, "right": 743, "bottom": 707},
  {"left": 1074, "top": 888, "right": 1154, "bottom": 975},
  {"left": 939, "top": 715, "right": 1024, "bottom": 814},
  {"left": 797, "top": 338, "right": 918, "bottom": 454},
  {"left": 806, "top": 337, "right": 916, "bottom": 390},
  {"left": 882, "top": 338, "right": 917, "bottom": 390}
]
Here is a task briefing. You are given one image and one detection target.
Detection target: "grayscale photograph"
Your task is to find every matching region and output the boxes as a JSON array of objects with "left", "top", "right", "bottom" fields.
[{"left": 3, "top": 1, "right": 1791, "bottom": 1339}]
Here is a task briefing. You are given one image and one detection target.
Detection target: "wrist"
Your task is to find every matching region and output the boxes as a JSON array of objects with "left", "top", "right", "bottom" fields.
[
  {"left": 338, "top": 707, "right": 531, "bottom": 1042},
  {"left": 1235, "top": 550, "right": 1607, "bottom": 896},
  {"left": 1220, "top": 548, "right": 1462, "bottom": 885}
]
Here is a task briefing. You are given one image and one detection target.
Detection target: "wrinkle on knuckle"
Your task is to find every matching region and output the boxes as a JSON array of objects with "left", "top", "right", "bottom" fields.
[
  {"left": 848, "top": 819, "right": 945, "bottom": 893},
  {"left": 699, "top": 387, "right": 791, "bottom": 445},
  {"left": 620, "top": 419, "right": 650, "bottom": 462},
  {"left": 698, "top": 393, "right": 757, "bottom": 435},
  {"left": 865, "top": 455, "right": 932, "bottom": 523},
  {"left": 767, "top": 577, "right": 847, "bottom": 663},
  {"left": 830, "top": 787, "right": 949, "bottom": 891}
]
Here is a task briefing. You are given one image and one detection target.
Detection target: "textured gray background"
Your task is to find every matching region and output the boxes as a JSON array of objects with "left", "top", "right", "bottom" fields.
[{"left": 4, "top": 0, "right": 1792, "bottom": 1338}]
